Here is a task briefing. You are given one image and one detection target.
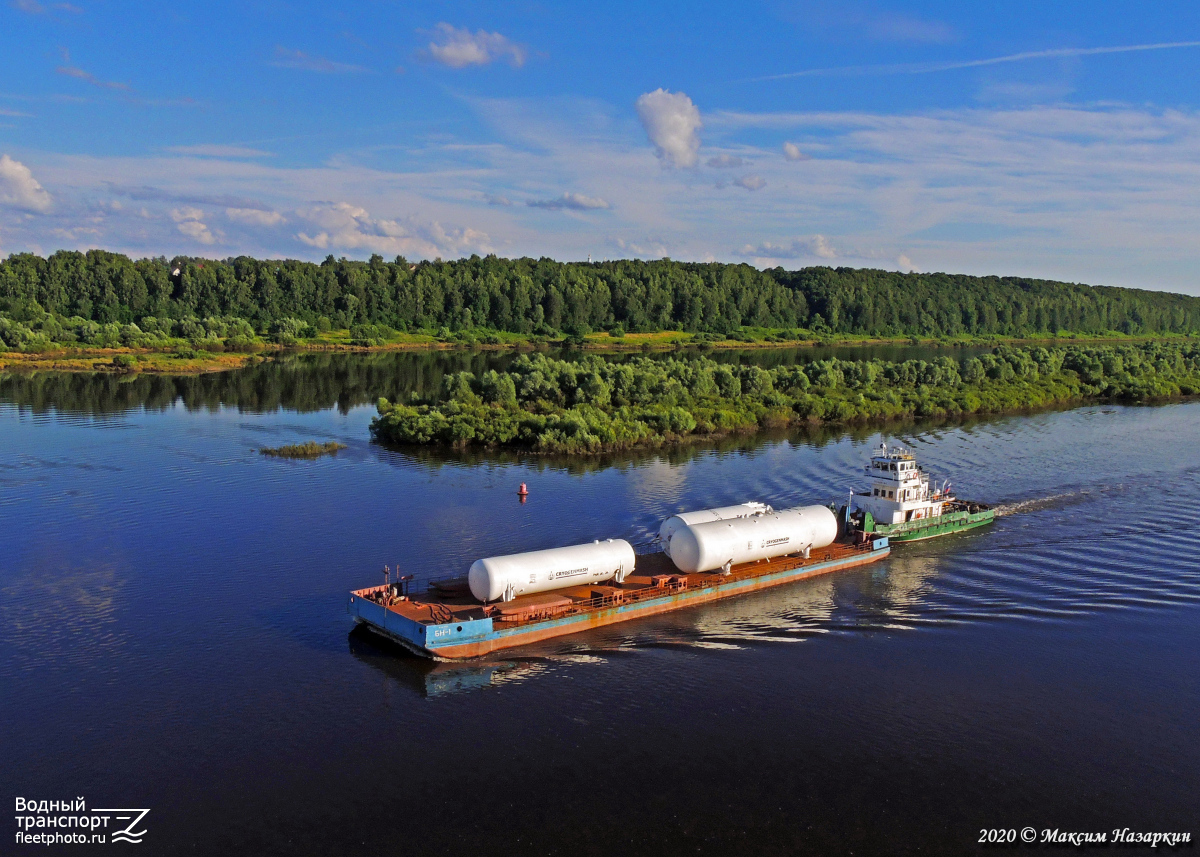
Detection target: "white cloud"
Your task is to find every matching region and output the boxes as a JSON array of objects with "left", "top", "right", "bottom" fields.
[
  {"left": 0, "top": 155, "right": 53, "bottom": 212},
  {"left": 635, "top": 89, "right": 702, "bottom": 168},
  {"left": 56, "top": 65, "right": 130, "bottom": 91},
  {"left": 707, "top": 154, "right": 744, "bottom": 169},
  {"left": 865, "top": 13, "right": 957, "bottom": 44},
  {"left": 738, "top": 236, "right": 838, "bottom": 260},
  {"left": 176, "top": 220, "right": 218, "bottom": 245},
  {"left": 754, "top": 41, "right": 1200, "bottom": 83},
  {"left": 169, "top": 145, "right": 274, "bottom": 158},
  {"left": 897, "top": 254, "right": 916, "bottom": 271},
  {"left": 527, "top": 192, "right": 610, "bottom": 211},
  {"left": 295, "top": 202, "right": 490, "bottom": 258},
  {"left": 483, "top": 193, "right": 512, "bottom": 206},
  {"left": 782, "top": 141, "right": 809, "bottom": 161},
  {"left": 11, "top": 0, "right": 82, "bottom": 14},
  {"left": 609, "top": 236, "right": 672, "bottom": 258},
  {"left": 425, "top": 24, "right": 526, "bottom": 68},
  {"left": 226, "top": 207, "right": 286, "bottom": 226},
  {"left": 270, "top": 46, "right": 366, "bottom": 74},
  {"left": 170, "top": 207, "right": 204, "bottom": 223},
  {"left": 7, "top": 101, "right": 1200, "bottom": 294},
  {"left": 171, "top": 207, "right": 219, "bottom": 244},
  {"left": 734, "top": 174, "right": 765, "bottom": 191}
]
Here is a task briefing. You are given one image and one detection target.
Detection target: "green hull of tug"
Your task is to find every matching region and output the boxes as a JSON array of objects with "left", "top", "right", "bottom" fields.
[{"left": 864, "top": 507, "right": 995, "bottom": 542}]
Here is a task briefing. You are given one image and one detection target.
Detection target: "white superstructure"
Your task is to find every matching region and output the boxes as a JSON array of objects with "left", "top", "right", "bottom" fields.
[{"left": 851, "top": 443, "right": 953, "bottom": 526}]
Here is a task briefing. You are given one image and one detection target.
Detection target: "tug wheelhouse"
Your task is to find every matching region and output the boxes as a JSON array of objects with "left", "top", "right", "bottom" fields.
[
  {"left": 854, "top": 443, "right": 952, "bottom": 525},
  {"left": 848, "top": 443, "right": 995, "bottom": 542}
]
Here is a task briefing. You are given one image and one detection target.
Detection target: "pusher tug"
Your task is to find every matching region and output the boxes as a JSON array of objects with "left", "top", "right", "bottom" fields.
[
  {"left": 847, "top": 443, "right": 994, "bottom": 542},
  {"left": 349, "top": 502, "right": 890, "bottom": 660}
]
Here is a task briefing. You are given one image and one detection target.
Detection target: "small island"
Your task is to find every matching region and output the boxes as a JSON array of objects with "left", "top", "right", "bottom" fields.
[
  {"left": 371, "top": 342, "right": 1200, "bottom": 454},
  {"left": 258, "top": 441, "right": 347, "bottom": 459}
]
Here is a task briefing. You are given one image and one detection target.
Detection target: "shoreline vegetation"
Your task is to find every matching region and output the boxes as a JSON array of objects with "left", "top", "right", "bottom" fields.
[
  {"left": 0, "top": 327, "right": 1193, "bottom": 375},
  {"left": 2, "top": 250, "right": 1199, "bottom": 376},
  {"left": 4, "top": 251, "right": 1199, "bottom": 452},
  {"left": 370, "top": 341, "right": 1200, "bottom": 454},
  {"left": 258, "top": 441, "right": 347, "bottom": 459}
]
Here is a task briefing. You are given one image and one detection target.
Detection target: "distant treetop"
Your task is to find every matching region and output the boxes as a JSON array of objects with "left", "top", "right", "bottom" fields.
[{"left": 1, "top": 250, "right": 1197, "bottom": 337}]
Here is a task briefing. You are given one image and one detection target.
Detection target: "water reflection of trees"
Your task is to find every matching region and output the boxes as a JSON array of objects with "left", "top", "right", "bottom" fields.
[
  {"left": 376, "top": 423, "right": 893, "bottom": 476},
  {"left": 0, "top": 344, "right": 987, "bottom": 417},
  {"left": 2, "top": 349, "right": 1056, "bottom": 477},
  {"left": 0, "top": 351, "right": 511, "bottom": 415}
]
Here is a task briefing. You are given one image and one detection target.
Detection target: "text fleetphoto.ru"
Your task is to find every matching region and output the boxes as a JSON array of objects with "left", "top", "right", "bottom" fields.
[{"left": 14, "top": 797, "right": 149, "bottom": 846}]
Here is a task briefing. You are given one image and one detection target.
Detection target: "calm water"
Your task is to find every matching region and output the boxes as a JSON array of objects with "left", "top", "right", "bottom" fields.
[{"left": 1, "top": 356, "right": 1198, "bottom": 855}]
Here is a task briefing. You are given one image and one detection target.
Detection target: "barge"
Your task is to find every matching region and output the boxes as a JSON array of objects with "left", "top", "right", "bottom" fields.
[{"left": 349, "top": 503, "right": 890, "bottom": 660}]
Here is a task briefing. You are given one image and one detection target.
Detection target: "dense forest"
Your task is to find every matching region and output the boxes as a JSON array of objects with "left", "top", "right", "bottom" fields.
[
  {"left": 1, "top": 251, "right": 1198, "bottom": 350},
  {"left": 371, "top": 341, "right": 1200, "bottom": 453}
]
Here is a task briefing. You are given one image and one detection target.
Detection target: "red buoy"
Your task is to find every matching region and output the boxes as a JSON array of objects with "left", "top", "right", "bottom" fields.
[{"left": 517, "top": 482, "right": 529, "bottom": 496}]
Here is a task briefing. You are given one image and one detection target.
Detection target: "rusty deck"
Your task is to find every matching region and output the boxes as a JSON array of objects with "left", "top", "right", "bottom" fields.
[{"left": 348, "top": 537, "right": 890, "bottom": 659}]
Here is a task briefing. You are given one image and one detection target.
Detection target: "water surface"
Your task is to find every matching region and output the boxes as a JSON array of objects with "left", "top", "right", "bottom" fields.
[{"left": 1, "top": 358, "right": 1197, "bottom": 855}]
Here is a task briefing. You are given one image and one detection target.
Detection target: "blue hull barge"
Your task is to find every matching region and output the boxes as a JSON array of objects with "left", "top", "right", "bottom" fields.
[{"left": 348, "top": 536, "right": 890, "bottom": 660}]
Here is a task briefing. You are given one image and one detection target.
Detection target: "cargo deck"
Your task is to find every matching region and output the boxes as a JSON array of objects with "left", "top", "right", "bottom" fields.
[{"left": 348, "top": 536, "right": 890, "bottom": 659}]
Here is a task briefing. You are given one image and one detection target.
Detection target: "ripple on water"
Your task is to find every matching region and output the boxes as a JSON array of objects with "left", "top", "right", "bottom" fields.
[{"left": 2, "top": 395, "right": 1199, "bottom": 689}]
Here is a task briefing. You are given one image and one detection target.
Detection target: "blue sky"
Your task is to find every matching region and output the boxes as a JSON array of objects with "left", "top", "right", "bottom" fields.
[{"left": 2, "top": 1, "right": 1200, "bottom": 294}]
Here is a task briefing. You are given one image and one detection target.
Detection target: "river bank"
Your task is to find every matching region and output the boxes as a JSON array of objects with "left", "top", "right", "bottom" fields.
[{"left": 0, "top": 328, "right": 1188, "bottom": 375}]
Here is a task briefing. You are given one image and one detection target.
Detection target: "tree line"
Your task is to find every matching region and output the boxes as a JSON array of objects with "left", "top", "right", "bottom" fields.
[
  {"left": 1, "top": 250, "right": 1197, "bottom": 345},
  {"left": 371, "top": 341, "right": 1200, "bottom": 453}
]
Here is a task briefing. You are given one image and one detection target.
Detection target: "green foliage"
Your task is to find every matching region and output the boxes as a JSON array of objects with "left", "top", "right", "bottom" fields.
[
  {"left": 0, "top": 298, "right": 269, "bottom": 352},
  {"left": 258, "top": 440, "right": 347, "bottom": 459},
  {"left": 370, "top": 341, "right": 1200, "bottom": 453},
  {"left": 268, "top": 317, "right": 313, "bottom": 345},
  {"left": 349, "top": 322, "right": 394, "bottom": 346},
  {"left": 2, "top": 251, "right": 1197, "bottom": 341}
]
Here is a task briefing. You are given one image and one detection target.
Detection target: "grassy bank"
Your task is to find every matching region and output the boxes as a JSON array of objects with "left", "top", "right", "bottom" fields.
[
  {"left": 1, "top": 324, "right": 1189, "bottom": 375},
  {"left": 371, "top": 340, "right": 1200, "bottom": 454},
  {"left": 0, "top": 346, "right": 266, "bottom": 374}
]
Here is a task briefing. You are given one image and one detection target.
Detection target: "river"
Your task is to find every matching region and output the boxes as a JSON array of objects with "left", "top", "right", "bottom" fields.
[{"left": 1, "top": 352, "right": 1197, "bottom": 855}]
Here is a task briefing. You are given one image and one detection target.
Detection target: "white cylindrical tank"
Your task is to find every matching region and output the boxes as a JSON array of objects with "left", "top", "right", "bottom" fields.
[
  {"left": 666, "top": 505, "right": 839, "bottom": 574},
  {"left": 659, "top": 502, "right": 770, "bottom": 559},
  {"left": 468, "top": 539, "right": 637, "bottom": 603}
]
